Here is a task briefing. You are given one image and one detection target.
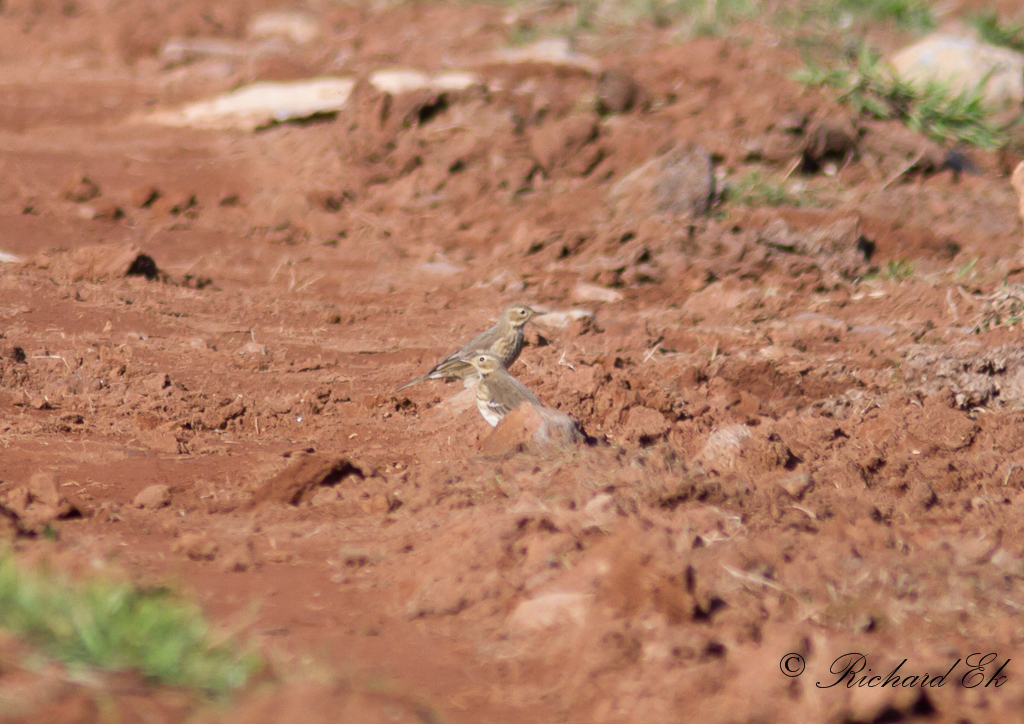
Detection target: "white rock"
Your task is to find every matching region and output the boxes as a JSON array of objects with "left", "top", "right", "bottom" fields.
[
  {"left": 533, "top": 309, "right": 593, "bottom": 329},
  {"left": 238, "top": 342, "right": 269, "bottom": 355},
  {"left": 0, "top": 250, "right": 20, "bottom": 263},
  {"left": 695, "top": 424, "right": 752, "bottom": 473},
  {"left": 508, "top": 592, "right": 590, "bottom": 634},
  {"left": 572, "top": 283, "right": 623, "bottom": 304},
  {"left": 146, "top": 77, "right": 355, "bottom": 131},
  {"left": 248, "top": 11, "right": 320, "bottom": 45},
  {"left": 420, "top": 260, "right": 464, "bottom": 275},
  {"left": 369, "top": 69, "right": 483, "bottom": 95},
  {"left": 891, "top": 34, "right": 1024, "bottom": 108},
  {"left": 495, "top": 38, "right": 600, "bottom": 74},
  {"left": 159, "top": 38, "right": 248, "bottom": 65}
]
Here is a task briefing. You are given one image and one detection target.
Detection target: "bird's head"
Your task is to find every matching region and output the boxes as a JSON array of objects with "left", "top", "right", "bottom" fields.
[
  {"left": 502, "top": 303, "right": 536, "bottom": 328},
  {"left": 463, "top": 352, "right": 503, "bottom": 376}
]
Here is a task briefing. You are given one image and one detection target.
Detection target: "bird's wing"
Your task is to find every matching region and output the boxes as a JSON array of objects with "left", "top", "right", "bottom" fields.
[
  {"left": 452, "top": 325, "right": 500, "bottom": 360},
  {"left": 427, "top": 358, "right": 474, "bottom": 380},
  {"left": 490, "top": 375, "right": 541, "bottom": 415}
]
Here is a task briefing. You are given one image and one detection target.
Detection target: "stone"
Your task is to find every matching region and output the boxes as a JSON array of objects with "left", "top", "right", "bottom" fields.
[
  {"left": 695, "top": 424, "right": 753, "bottom": 473},
  {"left": 369, "top": 69, "right": 482, "bottom": 95},
  {"left": 159, "top": 38, "right": 248, "bottom": 66},
  {"left": 610, "top": 144, "right": 715, "bottom": 219},
  {"left": 776, "top": 472, "right": 812, "bottom": 499},
  {"left": 247, "top": 454, "right": 365, "bottom": 507},
  {"left": 0, "top": 251, "right": 19, "bottom": 264},
  {"left": 143, "top": 373, "right": 171, "bottom": 396},
  {"left": 572, "top": 283, "right": 623, "bottom": 304},
  {"left": 27, "top": 472, "right": 62, "bottom": 508},
  {"left": 33, "top": 244, "right": 160, "bottom": 283},
  {"left": 620, "top": 406, "right": 671, "bottom": 445},
  {"left": 146, "top": 78, "right": 356, "bottom": 131},
  {"left": 891, "top": 34, "right": 1024, "bottom": 108},
  {"left": 596, "top": 68, "right": 640, "bottom": 115},
  {"left": 494, "top": 38, "right": 599, "bottom": 74},
  {"left": 480, "top": 404, "right": 582, "bottom": 456},
  {"left": 532, "top": 309, "right": 594, "bottom": 329},
  {"left": 175, "top": 533, "right": 219, "bottom": 561},
  {"left": 248, "top": 11, "right": 320, "bottom": 45},
  {"left": 133, "top": 484, "right": 171, "bottom": 510},
  {"left": 9, "top": 472, "right": 81, "bottom": 528},
  {"left": 509, "top": 592, "right": 590, "bottom": 634},
  {"left": 529, "top": 114, "right": 599, "bottom": 175}
]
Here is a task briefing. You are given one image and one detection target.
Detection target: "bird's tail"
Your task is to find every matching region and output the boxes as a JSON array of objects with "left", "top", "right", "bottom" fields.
[{"left": 395, "top": 375, "right": 428, "bottom": 393}]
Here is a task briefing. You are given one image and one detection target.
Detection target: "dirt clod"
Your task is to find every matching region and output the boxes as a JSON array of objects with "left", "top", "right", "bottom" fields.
[{"left": 248, "top": 454, "right": 365, "bottom": 507}]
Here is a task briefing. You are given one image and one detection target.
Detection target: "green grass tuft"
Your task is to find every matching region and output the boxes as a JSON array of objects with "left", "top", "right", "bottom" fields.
[
  {"left": 971, "top": 10, "right": 1024, "bottom": 53},
  {"left": 883, "top": 259, "right": 915, "bottom": 281},
  {"left": 0, "top": 555, "right": 259, "bottom": 693},
  {"left": 795, "top": 46, "right": 1005, "bottom": 148},
  {"left": 728, "top": 169, "right": 807, "bottom": 207},
  {"left": 775, "top": 0, "right": 934, "bottom": 31},
  {"left": 975, "top": 283, "right": 1024, "bottom": 332},
  {"left": 836, "top": 0, "right": 933, "bottom": 28}
]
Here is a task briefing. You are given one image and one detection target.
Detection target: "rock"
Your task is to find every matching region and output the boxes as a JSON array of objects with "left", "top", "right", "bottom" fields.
[
  {"left": 220, "top": 542, "right": 256, "bottom": 572},
  {"left": 201, "top": 397, "right": 246, "bottom": 430},
  {"left": 860, "top": 120, "right": 946, "bottom": 179},
  {"left": 133, "top": 484, "right": 171, "bottom": 510},
  {"left": 0, "top": 250, "right": 20, "bottom": 264},
  {"left": 533, "top": 309, "right": 594, "bottom": 329},
  {"left": 143, "top": 373, "right": 171, "bottom": 396},
  {"left": 802, "top": 117, "right": 858, "bottom": 170},
  {"left": 159, "top": 38, "right": 248, "bottom": 66},
  {"left": 776, "top": 472, "right": 812, "bottom": 499},
  {"left": 141, "top": 430, "right": 180, "bottom": 454},
  {"left": 27, "top": 473, "right": 62, "bottom": 508},
  {"left": 529, "top": 114, "right": 600, "bottom": 176},
  {"left": 174, "top": 533, "right": 219, "bottom": 561},
  {"left": 581, "top": 493, "right": 618, "bottom": 532},
  {"left": 509, "top": 592, "right": 590, "bottom": 634},
  {"left": 369, "top": 69, "right": 482, "bottom": 95},
  {"left": 33, "top": 244, "right": 161, "bottom": 283},
  {"left": 620, "top": 406, "right": 671, "bottom": 446},
  {"left": 64, "top": 176, "right": 101, "bottom": 203},
  {"left": 480, "top": 404, "right": 582, "bottom": 456},
  {"left": 1011, "top": 161, "right": 1024, "bottom": 231},
  {"left": 237, "top": 342, "right": 269, "bottom": 355},
  {"left": 610, "top": 144, "right": 715, "bottom": 219},
  {"left": 493, "top": 38, "right": 599, "bottom": 74},
  {"left": 695, "top": 424, "right": 753, "bottom": 473},
  {"left": 891, "top": 34, "right": 1024, "bottom": 108},
  {"left": 146, "top": 78, "right": 356, "bottom": 131},
  {"left": 248, "top": 11, "right": 320, "bottom": 45},
  {"left": 247, "top": 453, "right": 365, "bottom": 508},
  {"left": 756, "top": 217, "right": 870, "bottom": 281},
  {"left": 596, "top": 68, "right": 640, "bottom": 115},
  {"left": 420, "top": 260, "right": 464, "bottom": 275},
  {"left": 0, "top": 502, "right": 27, "bottom": 540},
  {"left": 572, "top": 283, "right": 622, "bottom": 304},
  {"left": 6, "top": 472, "right": 81, "bottom": 528}
]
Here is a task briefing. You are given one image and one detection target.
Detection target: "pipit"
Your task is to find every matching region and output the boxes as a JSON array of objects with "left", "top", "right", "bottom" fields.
[
  {"left": 396, "top": 303, "right": 535, "bottom": 392},
  {"left": 462, "top": 352, "right": 542, "bottom": 427}
]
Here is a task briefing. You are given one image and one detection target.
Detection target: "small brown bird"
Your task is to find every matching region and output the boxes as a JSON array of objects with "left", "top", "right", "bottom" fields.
[
  {"left": 396, "top": 303, "right": 535, "bottom": 392},
  {"left": 462, "top": 352, "right": 542, "bottom": 427}
]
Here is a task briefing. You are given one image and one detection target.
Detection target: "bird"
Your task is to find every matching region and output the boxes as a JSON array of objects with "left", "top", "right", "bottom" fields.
[
  {"left": 461, "top": 352, "right": 542, "bottom": 427},
  {"left": 395, "top": 303, "right": 536, "bottom": 392},
  {"left": 463, "top": 353, "right": 583, "bottom": 446}
]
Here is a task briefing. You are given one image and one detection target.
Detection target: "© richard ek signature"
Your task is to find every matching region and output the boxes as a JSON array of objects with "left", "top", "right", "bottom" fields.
[{"left": 779, "top": 652, "right": 1010, "bottom": 689}]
